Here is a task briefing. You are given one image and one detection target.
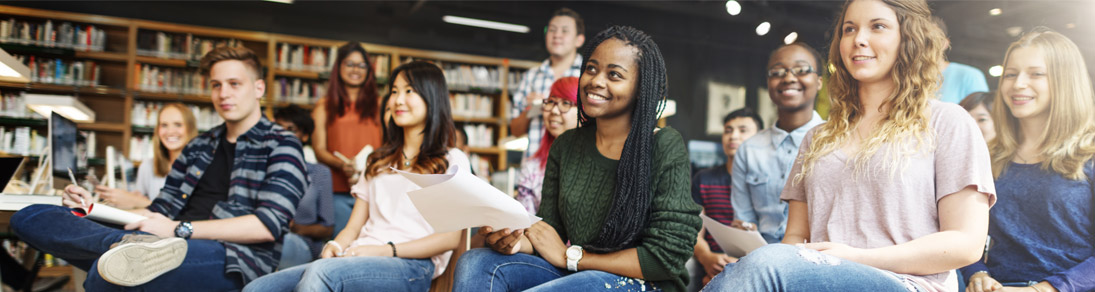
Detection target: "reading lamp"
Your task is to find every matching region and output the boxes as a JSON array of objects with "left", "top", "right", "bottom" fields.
[
  {"left": 0, "top": 47, "right": 31, "bottom": 83},
  {"left": 25, "top": 93, "right": 96, "bottom": 123}
]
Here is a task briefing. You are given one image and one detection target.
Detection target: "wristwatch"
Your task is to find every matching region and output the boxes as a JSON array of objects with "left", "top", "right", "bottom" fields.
[
  {"left": 174, "top": 221, "right": 193, "bottom": 239},
  {"left": 566, "top": 245, "right": 584, "bottom": 272}
]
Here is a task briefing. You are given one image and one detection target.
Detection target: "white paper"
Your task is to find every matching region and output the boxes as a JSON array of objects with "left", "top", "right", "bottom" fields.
[
  {"left": 396, "top": 165, "right": 541, "bottom": 233},
  {"left": 700, "top": 214, "right": 768, "bottom": 258},
  {"left": 354, "top": 145, "right": 373, "bottom": 171},
  {"left": 75, "top": 203, "right": 148, "bottom": 225}
]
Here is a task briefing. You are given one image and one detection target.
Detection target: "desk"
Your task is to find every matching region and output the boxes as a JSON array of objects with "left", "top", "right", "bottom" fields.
[{"left": 0, "top": 194, "right": 71, "bottom": 292}]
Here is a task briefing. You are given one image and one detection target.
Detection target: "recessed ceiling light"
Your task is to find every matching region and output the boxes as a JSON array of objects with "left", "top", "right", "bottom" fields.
[
  {"left": 1006, "top": 26, "right": 1023, "bottom": 37},
  {"left": 989, "top": 65, "right": 1003, "bottom": 77},
  {"left": 725, "top": 0, "right": 742, "bottom": 16},
  {"left": 784, "top": 32, "right": 798, "bottom": 44},
  {"left": 1066, "top": 23, "right": 1077, "bottom": 29},
  {"left": 756, "top": 22, "right": 771, "bottom": 36},
  {"left": 442, "top": 15, "right": 529, "bottom": 33},
  {"left": 989, "top": 8, "right": 1002, "bottom": 16}
]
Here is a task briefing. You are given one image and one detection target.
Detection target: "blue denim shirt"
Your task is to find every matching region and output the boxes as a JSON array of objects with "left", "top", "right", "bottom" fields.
[{"left": 731, "top": 112, "right": 823, "bottom": 243}]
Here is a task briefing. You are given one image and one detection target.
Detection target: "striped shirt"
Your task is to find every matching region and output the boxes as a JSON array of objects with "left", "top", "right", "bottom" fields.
[
  {"left": 148, "top": 117, "right": 308, "bottom": 284},
  {"left": 510, "top": 55, "right": 583, "bottom": 158},
  {"left": 691, "top": 165, "right": 734, "bottom": 253}
]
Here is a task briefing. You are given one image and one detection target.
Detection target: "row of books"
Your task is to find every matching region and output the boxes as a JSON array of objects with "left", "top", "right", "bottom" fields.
[
  {"left": 13, "top": 54, "right": 102, "bottom": 87},
  {"left": 0, "top": 126, "right": 44, "bottom": 156},
  {"left": 131, "top": 101, "right": 223, "bottom": 131},
  {"left": 461, "top": 123, "right": 495, "bottom": 148},
  {"left": 128, "top": 134, "right": 155, "bottom": 162},
  {"left": 451, "top": 93, "right": 494, "bottom": 118},
  {"left": 276, "top": 43, "right": 336, "bottom": 72},
  {"left": 507, "top": 70, "right": 527, "bottom": 92},
  {"left": 442, "top": 64, "right": 504, "bottom": 92},
  {"left": 134, "top": 63, "right": 208, "bottom": 95},
  {"left": 274, "top": 77, "right": 327, "bottom": 105},
  {"left": 136, "top": 31, "right": 243, "bottom": 60},
  {"left": 468, "top": 153, "right": 492, "bottom": 181},
  {"left": 0, "top": 92, "right": 40, "bottom": 119},
  {"left": 0, "top": 18, "right": 107, "bottom": 51}
]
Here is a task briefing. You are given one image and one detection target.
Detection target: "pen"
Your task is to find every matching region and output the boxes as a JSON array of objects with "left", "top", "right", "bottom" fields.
[{"left": 67, "top": 168, "right": 86, "bottom": 209}]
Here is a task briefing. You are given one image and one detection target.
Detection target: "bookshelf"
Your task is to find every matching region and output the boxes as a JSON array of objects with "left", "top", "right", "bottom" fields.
[{"left": 0, "top": 4, "right": 536, "bottom": 174}]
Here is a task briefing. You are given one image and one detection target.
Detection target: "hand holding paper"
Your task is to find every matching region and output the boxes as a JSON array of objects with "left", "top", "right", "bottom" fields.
[
  {"left": 396, "top": 165, "right": 541, "bottom": 234},
  {"left": 700, "top": 214, "right": 767, "bottom": 258}
]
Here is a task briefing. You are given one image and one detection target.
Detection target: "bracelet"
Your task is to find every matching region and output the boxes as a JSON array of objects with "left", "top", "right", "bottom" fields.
[
  {"left": 325, "top": 241, "right": 344, "bottom": 254},
  {"left": 1029, "top": 284, "right": 1044, "bottom": 292},
  {"left": 387, "top": 241, "right": 398, "bottom": 257}
]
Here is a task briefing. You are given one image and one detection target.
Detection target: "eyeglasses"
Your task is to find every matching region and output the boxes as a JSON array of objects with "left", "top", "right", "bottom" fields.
[
  {"left": 343, "top": 62, "right": 370, "bottom": 70},
  {"left": 767, "top": 65, "right": 815, "bottom": 78},
  {"left": 542, "top": 98, "right": 575, "bottom": 112}
]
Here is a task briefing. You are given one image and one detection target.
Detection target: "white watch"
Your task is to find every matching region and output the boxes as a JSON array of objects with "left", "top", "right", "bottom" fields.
[{"left": 566, "top": 245, "right": 584, "bottom": 272}]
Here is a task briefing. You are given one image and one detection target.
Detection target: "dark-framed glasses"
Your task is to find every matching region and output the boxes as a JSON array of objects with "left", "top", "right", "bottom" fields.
[
  {"left": 767, "top": 65, "right": 815, "bottom": 78},
  {"left": 542, "top": 98, "right": 575, "bottom": 112}
]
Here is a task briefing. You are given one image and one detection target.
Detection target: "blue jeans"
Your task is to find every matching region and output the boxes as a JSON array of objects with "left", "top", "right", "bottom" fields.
[
  {"left": 11, "top": 204, "right": 242, "bottom": 291},
  {"left": 244, "top": 256, "right": 433, "bottom": 292},
  {"left": 452, "top": 248, "right": 661, "bottom": 292},
  {"left": 332, "top": 192, "right": 354, "bottom": 238},
  {"left": 703, "top": 244, "right": 923, "bottom": 292},
  {"left": 278, "top": 233, "right": 314, "bottom": 269}
]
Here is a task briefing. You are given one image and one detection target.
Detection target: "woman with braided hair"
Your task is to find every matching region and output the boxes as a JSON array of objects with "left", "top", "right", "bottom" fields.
[{"left": 452, "top": 25, "right": 700, "bottom": 292}]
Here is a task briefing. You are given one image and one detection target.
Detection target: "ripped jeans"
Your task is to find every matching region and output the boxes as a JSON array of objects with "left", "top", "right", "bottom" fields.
[
  {"left": 452, "top": 248, "right": 660, "bottom": 292},
  {"left": 703, "top": 244, "right": 925, "bottom": 292}
]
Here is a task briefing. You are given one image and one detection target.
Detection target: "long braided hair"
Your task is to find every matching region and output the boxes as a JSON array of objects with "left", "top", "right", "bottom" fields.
[{"left": 577, "top": 26, "right": 667, "bottom": 253}]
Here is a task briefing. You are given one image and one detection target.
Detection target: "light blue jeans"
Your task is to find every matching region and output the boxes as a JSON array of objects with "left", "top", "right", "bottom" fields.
[
  {"left": 243, "top": 256, "right": 433, "bottom": 292},
  {"left": 452, "top": 248, "right": 660, "bottom": 292},
  {"left": 703, "top": 244, "right": 924, "bottom": 292},
  {"left": 277, "top": 233, "right": 314, "bottom": 270},
  {"left": 331, "top": 192, "right": 355, "bottom": 238}
]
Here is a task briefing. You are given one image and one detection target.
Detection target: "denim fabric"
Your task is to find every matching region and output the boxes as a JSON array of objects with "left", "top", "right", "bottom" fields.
[
  {"left": 243, "top": 256, "right": 433, "bottom": 292},
  {"left": 277, "top": 233, "right": 313, "bottom": 270},
  {"left": 331, "top": 192, "right": 354, "bottom": 237},
  {"left": 12, "top": 205, "right": 241, "bottom": 291},
  {"left": 730, "top": 113, "right": 823, "bottom": 243},
  {"left": 453, "top": 248, "right": 660, "bottom": 292},
  {"left": 703, "top": 244, "right": 922, "bottom": 292}
]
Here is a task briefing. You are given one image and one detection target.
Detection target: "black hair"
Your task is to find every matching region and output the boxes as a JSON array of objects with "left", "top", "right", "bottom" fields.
[
  {"left": 576, "top": 25, "right": 667, "bottom": 253},
  {"left": 770, "top": 42, "right": 826, "bottom": 77},
  {"left": 274, "top": 105, "right": 315, "bottom": 143},
  {"left": 552, "top": 7, "right": 585, "bottom": 35},
  {"left": 724, "top": 107, "right": 764, "bottom": 131},
  {"left": 365, "top": 61, "right": 455, "bottom": 178}
]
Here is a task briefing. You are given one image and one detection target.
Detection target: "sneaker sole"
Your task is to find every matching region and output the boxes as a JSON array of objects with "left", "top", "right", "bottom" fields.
[{"left": 97, "top": 237, "right": 188, "bottom": 287}]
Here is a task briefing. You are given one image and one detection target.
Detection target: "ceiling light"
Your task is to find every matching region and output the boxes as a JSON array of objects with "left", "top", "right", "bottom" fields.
[
  {"left": 989, "top": 8, "right": 1002, "bottom": 16},
  {"left": 725, "top": 0, "right": 742, "bottom": 16},
  {"left": 784, "top": 32, "right": 798, "bottom": 45},
  {"left": 989, "top": 65, "right": 1003, "bottom": 77},
  {"left": 756, "top": 22, "right": 771, "bottom": 36},
  {"left": 1066, "top": 23, "right": 1077, "bottom": 29},
  {"left": 24, "top": 94, "right": 96, "bottom": 123},
  {"left": 0, "top": 48, "right": 31, "bottom": 83},
  {"left": 1006, "top": 26, "right": 1023, "bottom": 37},
  {"left": 443, "top": 15, "right": 529, "bottom": 33}
]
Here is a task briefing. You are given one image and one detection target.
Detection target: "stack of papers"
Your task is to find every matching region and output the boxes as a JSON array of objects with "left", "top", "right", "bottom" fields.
[
  {"left": 700, "top": 214, "right": 768, "bottom": 257},
  {"left": 397, "top": 166, "right": 540, "bottom": 233}
]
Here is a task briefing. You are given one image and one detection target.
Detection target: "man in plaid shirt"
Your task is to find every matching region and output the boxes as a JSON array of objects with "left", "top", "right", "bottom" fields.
[{"left": 510, "top": 8, "right": 586, "bottom": 158}]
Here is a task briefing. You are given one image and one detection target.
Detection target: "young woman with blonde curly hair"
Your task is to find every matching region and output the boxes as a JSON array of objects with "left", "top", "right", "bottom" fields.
[{"left": 704, "top": 0, "right": 995, "bottom": 291}]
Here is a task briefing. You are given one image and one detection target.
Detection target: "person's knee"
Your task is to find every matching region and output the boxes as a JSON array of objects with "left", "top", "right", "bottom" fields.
[
  {"left": 11, "top": 205, "right": 63, "bottom": 237},
  {"left": 736, "top": 244, "right": 801, "bottom": 269}
]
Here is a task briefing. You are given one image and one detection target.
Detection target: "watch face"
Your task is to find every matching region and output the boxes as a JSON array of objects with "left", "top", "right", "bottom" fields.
[{"left": 566, "top": 247, "right": 581, "bottom": 258}]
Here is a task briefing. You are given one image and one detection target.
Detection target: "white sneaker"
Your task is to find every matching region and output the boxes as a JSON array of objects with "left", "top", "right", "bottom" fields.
[{"left": 97, "top": 237, "right": 188, "bottom": 287}]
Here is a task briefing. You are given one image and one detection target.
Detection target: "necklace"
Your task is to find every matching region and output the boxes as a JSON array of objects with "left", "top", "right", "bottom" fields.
[{"left": 402, "top": 151, "right": 416, "bottom": 167}]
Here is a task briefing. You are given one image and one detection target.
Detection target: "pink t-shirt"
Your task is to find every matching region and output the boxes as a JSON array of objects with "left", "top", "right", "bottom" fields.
[
  {"left": 349, "top": 148, "right": 470, "bottom": 279},
  {"left": 781, "top": 100, "right": 997, "bottom": 292}
]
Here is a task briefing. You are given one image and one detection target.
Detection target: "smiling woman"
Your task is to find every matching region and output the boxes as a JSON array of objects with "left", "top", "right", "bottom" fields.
[{"left": 96, "top": 103, "right": 198, "bottom": 209}]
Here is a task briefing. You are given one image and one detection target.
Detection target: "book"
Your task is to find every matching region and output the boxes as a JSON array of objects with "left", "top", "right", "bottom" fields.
[{"left": 71, "top": 203, "right": 147, "bottom": 225}]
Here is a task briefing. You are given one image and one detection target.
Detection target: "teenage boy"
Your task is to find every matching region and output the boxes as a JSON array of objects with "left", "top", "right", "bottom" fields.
[
  {"left": 509, "top": 7, "right": 585, "bottom": 158},
  {"left": 273, "top": 105, "right": 335, "bottom": 269},
  {"left": 11, "top": 46, "right": 307, "bottom": 290},
  {"left": 731, "top": 42, "right": 826, "bottom": 244}
]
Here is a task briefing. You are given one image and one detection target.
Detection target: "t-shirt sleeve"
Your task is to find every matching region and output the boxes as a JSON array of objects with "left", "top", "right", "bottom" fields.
[
  {"left": 780, "top": 128, "right": 815, "bottom": 203},
  {"left": 932, "top": 103, "right": 997, "bottom": 206},
  {"left": 349, "top": 170, "right": 371, "bottom": 203},
  {"left": 134, "top": 158, "right": 155, "bottom": 197}
]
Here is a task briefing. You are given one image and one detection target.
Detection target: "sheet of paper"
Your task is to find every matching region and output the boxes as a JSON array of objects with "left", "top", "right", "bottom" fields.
[
  {"left": 73, "top": 203, "right": 147, "bottom": 225},
  {"left": 700, "top": 214, "right": 767, "bottom": 258},
  {"left": 396, "top": 165, "right": 540, "bottom": 233}
]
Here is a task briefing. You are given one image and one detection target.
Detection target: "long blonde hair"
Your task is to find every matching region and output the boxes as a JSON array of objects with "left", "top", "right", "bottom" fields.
[
  {"left": 990, "top": 27, "right": 1095, "bottom": 180},
  {"left": 153, "top": 103, "right": 198, "bottom": 177},
  {"left": 797, "top": 0, "right": 945, "bottom": 181}
]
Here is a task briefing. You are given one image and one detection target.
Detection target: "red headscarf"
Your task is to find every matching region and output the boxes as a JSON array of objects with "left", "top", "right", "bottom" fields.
[{"left": 533, "top": 77, "right": 579, "bottom": 168}]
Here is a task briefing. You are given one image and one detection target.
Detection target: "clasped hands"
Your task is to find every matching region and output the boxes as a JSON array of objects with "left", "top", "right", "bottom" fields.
[{"left": 479, "top": 221, "right": 568, "bottom": 268}]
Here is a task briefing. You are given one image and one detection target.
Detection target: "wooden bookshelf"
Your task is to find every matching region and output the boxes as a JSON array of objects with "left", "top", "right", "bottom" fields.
[{"left": 0, "top": 4, "right": 535, "bottom": 173}]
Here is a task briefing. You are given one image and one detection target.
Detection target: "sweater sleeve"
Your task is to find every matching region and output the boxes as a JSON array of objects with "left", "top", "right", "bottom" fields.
[
  {"left": 636, "top": 128, "right": 702, "bottom": 281},
  {"left": 536, "top": 129, "right": 568, "bottom": 244},
  {"left": 1045, "top": 257, "right": 1095, "bottom": 292}
]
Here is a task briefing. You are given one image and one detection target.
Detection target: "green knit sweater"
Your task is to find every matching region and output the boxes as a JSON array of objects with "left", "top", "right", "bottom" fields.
[{"left": 538, "top": 125, "right": 701, "bottom": 292}]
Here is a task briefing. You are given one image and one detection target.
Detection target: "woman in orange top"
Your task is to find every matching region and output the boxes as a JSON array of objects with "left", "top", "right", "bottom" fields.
[{"left": 312, "top": 42, "right": 383, "bottom": 236}]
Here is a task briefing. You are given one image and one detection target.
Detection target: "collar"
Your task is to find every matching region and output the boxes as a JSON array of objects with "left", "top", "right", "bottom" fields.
[
  {"left": 770, "top": 111, "right": 824, "bottom": 148},
  {"left": 208, "top": 117, "right": 274, "bottom": 143}
]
